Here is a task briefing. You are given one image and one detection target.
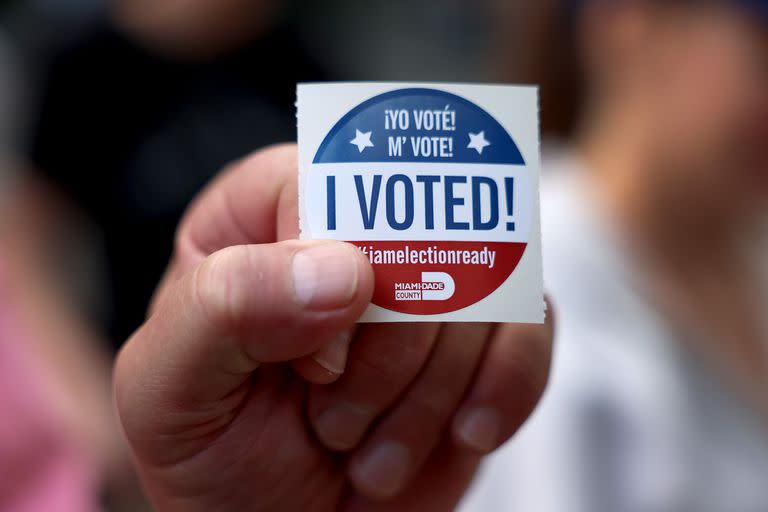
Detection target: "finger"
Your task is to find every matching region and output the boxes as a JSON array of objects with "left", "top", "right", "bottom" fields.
[
  {"left": 346, "top": 323, "right": 493, "bottom": 499},
  {"left": 150, "top": 144, "right": 299, "bottom": 313},
  {"left": 343, "top": 435, "right": 481, "bottom": 512},
  {"left": 153, "top": 143, "right": 344, "bottom": 387},
  {"left": 178, "top": 143, "right": 300, "bottom": 270},
  {"left": 149, "top": 142, "right": 346, "bottom": 387},
  {"left": 291, "top": 330, "right": 354, "bottom": 385},
  {"left": 115, "top": 240, "right": 374, "bottom": 466},
  {"left": 307, "top": 323, "right": 442, "bottom": 451},
  {"left": 451, "top": 309, "right": 555, "bottom": 454}
]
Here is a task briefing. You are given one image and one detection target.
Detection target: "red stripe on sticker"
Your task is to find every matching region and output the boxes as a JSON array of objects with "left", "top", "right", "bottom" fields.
[{"left": 351, "top": 241, "right": 527, "bottom": 315}]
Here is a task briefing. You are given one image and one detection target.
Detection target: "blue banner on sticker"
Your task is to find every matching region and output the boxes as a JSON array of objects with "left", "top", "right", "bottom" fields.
[{"left": 313, "top": 88, "right": 526, "bottom": 165}]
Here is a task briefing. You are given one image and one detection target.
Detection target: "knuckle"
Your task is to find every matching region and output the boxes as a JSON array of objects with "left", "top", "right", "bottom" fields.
[
  {"left": 482, "top": 325, "right": 553, "bottom": 422},
  {"left": 193, "top": 247, "right": 250, "bottom": 332},
  {"left": 512, "top": 352, "right": 551, "bottom": 404},
  {"left": 409, "top": 386, "right": 457, "bottom": 421},
  {"left": 513, "top": 325, "right": 553, "bottom": 392},
  {"left": 355, "top": 334, "right": 433, "bottom": 385},
  {"left": 504, "top": 343, "right": 552, "bottom": 413}
]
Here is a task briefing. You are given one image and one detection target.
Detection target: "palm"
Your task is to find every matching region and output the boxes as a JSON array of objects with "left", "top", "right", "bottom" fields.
[
  {"left": 145, "top": 367, "right": 344, "bottom": 511},
  {"left": 140, "top": 364, "right": 477, "bottom": 512}
]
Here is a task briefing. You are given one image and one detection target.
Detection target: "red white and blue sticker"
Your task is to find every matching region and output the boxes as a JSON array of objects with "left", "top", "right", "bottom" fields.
[{"left": 298, "top": 83, "right": 544, "bottom": 323}]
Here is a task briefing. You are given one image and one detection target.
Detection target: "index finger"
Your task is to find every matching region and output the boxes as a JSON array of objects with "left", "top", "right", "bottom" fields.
[
  {"left": 150, "top": 144, "right": 299, "bottom": 312},
  {"left": 175, "top": 143, "right": 300, "bottom": 275}
]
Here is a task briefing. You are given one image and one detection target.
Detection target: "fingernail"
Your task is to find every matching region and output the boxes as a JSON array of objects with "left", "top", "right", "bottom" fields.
[
  {"left": 314, "top": 402, "right": 371, "bottom": 451},
  {"left": 456, "top": 407, "right": 501, "bottom": 453},
  {"left": 293, "top": 244, "right": 358, "bottom": 309},
  {"left": 351, "top": 441, "right": 411, "bottom": 498},
  {"left": 312, "top": 331, "right": 351, "bottom": 375}
]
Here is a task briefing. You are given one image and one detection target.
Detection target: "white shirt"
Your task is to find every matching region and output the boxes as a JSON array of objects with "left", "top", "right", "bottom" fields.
[{"left": 458, "top": 155, "right": 768, "bottom": 512}]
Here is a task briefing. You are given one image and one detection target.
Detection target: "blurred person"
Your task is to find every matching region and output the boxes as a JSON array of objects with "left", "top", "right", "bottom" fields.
[
  {"left": 492, "top": 0, "right": 580, "bottom": 139},
  {"left": 4, "top": 0, "right": 321, "bottom": 506},
  {"left": 460, "top": 1, "right": 768, "bottom": 511},
  {"left": 1, "top": 172, "right": 148, "bottom": 511},
  {"left": 20, "top": 0, "right": 325, "bottom": 350},
  {"left": 0, "top": 277, "right": 100, "bottom": 511},
  {"left": 0, "top": 26, "right": 113, "bottom": 512}
]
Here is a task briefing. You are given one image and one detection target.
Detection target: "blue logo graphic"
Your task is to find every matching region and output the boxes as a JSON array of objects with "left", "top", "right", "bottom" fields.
[{"left": 313, "top": 88, "right": 526, "bottom": 165}]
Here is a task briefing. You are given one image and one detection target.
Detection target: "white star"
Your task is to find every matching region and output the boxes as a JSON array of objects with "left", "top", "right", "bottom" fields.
[
  {"left": 350, "top": 129, "right": 375, "bottom": 153},
  {"left": 467, "top": 131, "right": 491, "bottom": 155}
]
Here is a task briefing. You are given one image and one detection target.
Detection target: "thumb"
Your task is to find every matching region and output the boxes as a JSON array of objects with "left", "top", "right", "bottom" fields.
[{"left": 115, "top": 240, "right": 373, "bottom": 451}]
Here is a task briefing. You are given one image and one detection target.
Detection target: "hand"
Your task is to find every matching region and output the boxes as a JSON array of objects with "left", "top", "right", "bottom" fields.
[{"left": 114, "top": 144, "right": 554, "bottom": 511}]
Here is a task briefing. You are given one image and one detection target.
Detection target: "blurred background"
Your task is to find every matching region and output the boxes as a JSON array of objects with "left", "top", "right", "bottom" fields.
[{"left": 0, "top": 0, "right": 765, "bottom": 511}]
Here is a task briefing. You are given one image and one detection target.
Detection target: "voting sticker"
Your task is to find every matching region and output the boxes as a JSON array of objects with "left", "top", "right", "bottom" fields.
[{"left": 298, "top": 82, "right": 544, "bottom": 323}]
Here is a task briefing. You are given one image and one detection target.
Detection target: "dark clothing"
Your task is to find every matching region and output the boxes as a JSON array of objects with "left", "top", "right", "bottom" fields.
[{"left": 28, "top": 20, "right": 325, "bottom": 349}]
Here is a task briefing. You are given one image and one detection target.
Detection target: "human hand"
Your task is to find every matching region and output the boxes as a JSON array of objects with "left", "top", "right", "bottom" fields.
[{"left": 114, "top": 144, "right": 554, "bottom": 511}]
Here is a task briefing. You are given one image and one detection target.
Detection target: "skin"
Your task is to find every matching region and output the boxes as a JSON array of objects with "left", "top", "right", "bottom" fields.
[
  {"left": 114, "top": 144, "right": 555, "bottom": 511},
  {"left": 113, "top": 0, "right": 280, "bottom": 59},
  {"left": 575, "top": 3, "right": 768, "bottom": 404},
  {"left": 0, "top": 177, "right": 139, "bottom": 501},
  {"left": 578, "top": 2, "right": 768, "bottom": 217}
]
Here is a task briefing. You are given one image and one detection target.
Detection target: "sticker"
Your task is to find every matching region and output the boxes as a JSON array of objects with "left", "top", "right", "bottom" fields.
[{"left": 298, "top": 83, "right": 544, "bottom": 323}]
